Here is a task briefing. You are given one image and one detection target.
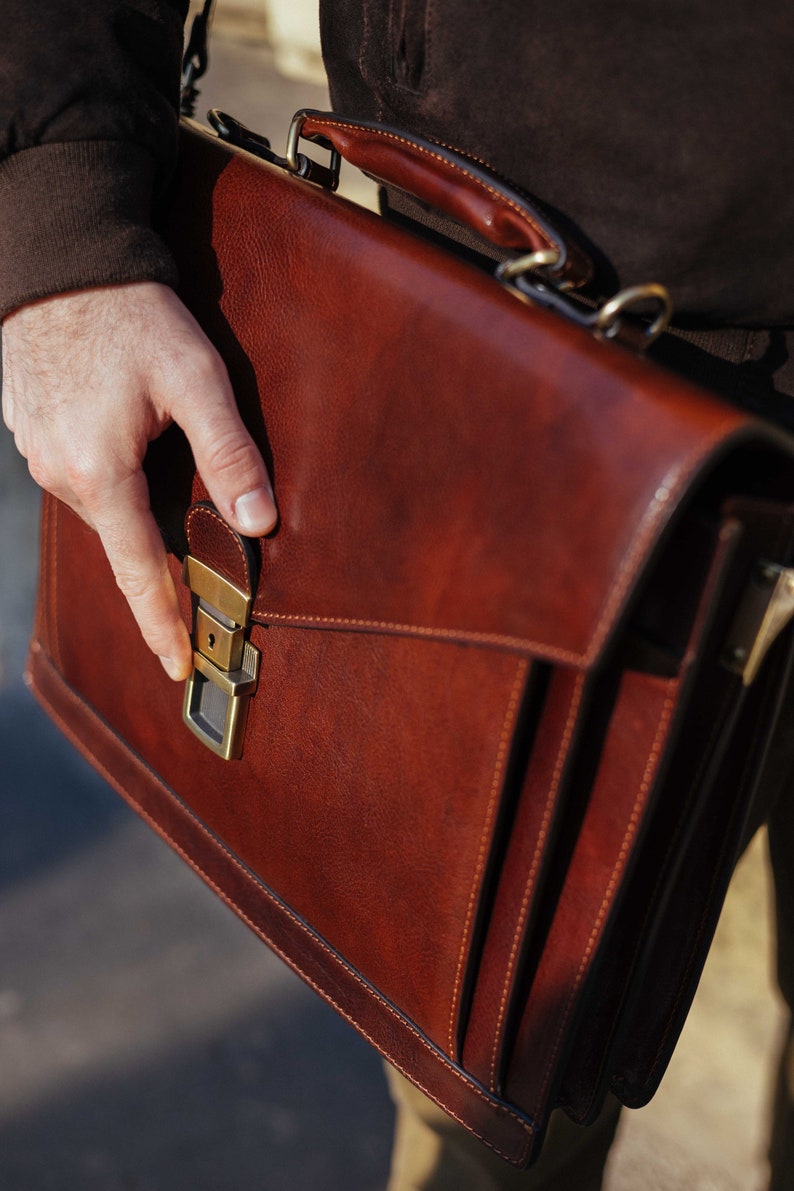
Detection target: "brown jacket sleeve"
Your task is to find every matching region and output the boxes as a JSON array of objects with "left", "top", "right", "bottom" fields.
[{"left": 0, "top": 0, "right": 188, "bottom": 318}]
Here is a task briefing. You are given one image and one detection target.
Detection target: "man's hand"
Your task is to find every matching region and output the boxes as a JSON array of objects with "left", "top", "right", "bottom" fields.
[{"left": 1, "top": 282, "right": 277, "bottom": 681}]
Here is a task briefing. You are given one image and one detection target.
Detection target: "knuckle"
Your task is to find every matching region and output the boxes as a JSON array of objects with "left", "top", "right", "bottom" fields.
[
  {"left": 26, "top": 452, "right": 55, "bottom": 491},
  {"left": 62, "top": 455, "right": 107, "bottom": 505},
  {"left": 11, "top": 425, "right": 29, "bottom": 460},
  {"left": 196, "top": 348, "right": 227, "bottom": 387},
  {"left": 204, "top": 431, "right": 258, "bottom": 484},
  {"left": 112, "top": 564, "right": 163, "bottom": 607},
  {"left": 178, "top": 344, "right": 228, "bottom": 396}
]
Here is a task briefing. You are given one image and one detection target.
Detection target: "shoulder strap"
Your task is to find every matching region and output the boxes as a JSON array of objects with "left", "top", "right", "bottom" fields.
[{"left": 181, "top": 0, "right": 216, "bottom": 117}]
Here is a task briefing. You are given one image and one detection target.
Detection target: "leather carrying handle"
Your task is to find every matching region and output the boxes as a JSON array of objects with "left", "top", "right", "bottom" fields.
[
  {"left": 182, "top": 6, "right": 592, "bottom": 290},
  {"left": 297, "top": 111, "right": 593, "bottom": 289}
]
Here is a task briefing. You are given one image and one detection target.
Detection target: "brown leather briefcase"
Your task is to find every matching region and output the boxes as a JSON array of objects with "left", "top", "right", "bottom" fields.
[{"left": 27, "top": 111, "right": 794, "bottom": 1166}]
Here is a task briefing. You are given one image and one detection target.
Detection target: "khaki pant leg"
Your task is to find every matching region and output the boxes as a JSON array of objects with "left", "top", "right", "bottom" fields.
[
  {"left": 756, "top": 673, "right": 794, "bottom": 1189},
  {"left": 768, "top": 1019, "right": 794, "bottom": 1191},
  {"left": 385, "top": 1065, "right": 621, "bottom": 1191},
  {"left": 767, "top": 789, "right": 794, "bottom": 1187}
]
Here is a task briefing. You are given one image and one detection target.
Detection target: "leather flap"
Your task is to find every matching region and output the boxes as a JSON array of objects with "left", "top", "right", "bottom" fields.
[{"left": 169, "top": 124, "right": 779, "bottom": 669}]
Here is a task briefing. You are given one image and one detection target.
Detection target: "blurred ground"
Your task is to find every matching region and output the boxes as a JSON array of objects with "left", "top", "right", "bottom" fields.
[{"left": 0, "top": 13, "right": 787, "bottom": 1191}]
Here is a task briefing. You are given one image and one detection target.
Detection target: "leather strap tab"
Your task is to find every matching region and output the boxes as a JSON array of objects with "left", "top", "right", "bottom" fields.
[{"left": 185, "top": 501, "right": 258, "bottom": 597}]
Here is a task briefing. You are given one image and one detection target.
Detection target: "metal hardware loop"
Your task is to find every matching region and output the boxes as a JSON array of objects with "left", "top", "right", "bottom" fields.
[
  {"left": 285, "top": 110, "right": 342, "bottom": 190},
  {"left": 285, "top": 110, "right": 309, "bottom": 173},
  {"left": 594, "top": 283, "right": 673, "bottom": 344},
  {"left": 495, "top": 249, "right": 562, "bottom": 282}
]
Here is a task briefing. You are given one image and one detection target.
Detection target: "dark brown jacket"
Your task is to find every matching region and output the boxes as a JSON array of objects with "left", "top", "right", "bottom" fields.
[
  {"left": 1, "top": 0, "right": 793, "bottom": 326},
  {"left": 322, "top": 0, "right": 794, "bottom": 326},
  {"left": 0, "top": 0, "right": 187, "bottom": 317}
]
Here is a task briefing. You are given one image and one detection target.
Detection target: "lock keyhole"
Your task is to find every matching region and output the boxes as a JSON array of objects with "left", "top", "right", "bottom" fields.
[{"left": 208, "top": 633, "right": 216, "bottom": 651}]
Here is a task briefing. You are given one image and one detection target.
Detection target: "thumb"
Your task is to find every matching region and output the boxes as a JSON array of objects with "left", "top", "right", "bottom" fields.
[{"left": 174, "top": 362, "right": 277, "bottom": 538}]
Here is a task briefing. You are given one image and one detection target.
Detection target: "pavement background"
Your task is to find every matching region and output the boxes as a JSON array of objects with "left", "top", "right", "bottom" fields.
[{"left": 0, "top": 12, "right": 788, "bottom": 1190}]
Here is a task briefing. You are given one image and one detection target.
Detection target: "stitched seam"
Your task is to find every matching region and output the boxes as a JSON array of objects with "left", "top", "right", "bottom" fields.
[
  {"left": 39, "top": 495, "right": 52, "bottom": 657},
  {"left": 255, "top": 610, "right": 584, "bottom": 664},
  {"left": 488, "top": 673, "right": 586, "bottom": 1088},
  {"left": 584, "top": 421, "right": 748, "bottom": 666},
  {"left": 32, "top": 647, "right": 533, "bottom": 1162},
  {"left": 186, "top": 505, "right": 250, "bottom": 591},
  {"left": 50, "top": 499, "right": 62, "bottom": 671},
  {"left": 359, "top": 0, "right": 369, "bottom": 75},
  {"left": 400, "top": 131, "right": 588, "bottom": 281},
  {"left": 307, "top": 117, "right": 552, "bottom": 247},
  {"left": 446, "top": 659, "right": 528, "bottom": 1057},
  {"left": 533, "top": 682, "right": 677, "bottom": 1116},
  {"left": 255, "top": 424, "right": 748, "bottom": 664},
  {"left": 427, "top": 136, "right": 509, "bottom": 175},
  {"left": 575, "top": 674, "right": 717, "bottom": 1121},
  {"left": 425, "top": 0, "right": 435, "bottom": 85}
]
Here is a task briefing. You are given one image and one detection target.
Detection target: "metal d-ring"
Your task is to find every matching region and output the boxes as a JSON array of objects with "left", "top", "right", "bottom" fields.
[
  {"left": 284, "top": 110, "right": 342, "bottom": 189},
  {"left": 594, "top": 283, "right": 673, "bottom": 345},
  {"left": 285, "top": 110, "right": 310, "bottom": 173},
  {"left": 495, "top": 249, "right": 562, "bottom": 283}
]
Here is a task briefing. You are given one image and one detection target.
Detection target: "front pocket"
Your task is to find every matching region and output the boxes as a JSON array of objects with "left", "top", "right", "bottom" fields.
[{"left": 390, "top": 0, "right": 431, "bottom": 91}]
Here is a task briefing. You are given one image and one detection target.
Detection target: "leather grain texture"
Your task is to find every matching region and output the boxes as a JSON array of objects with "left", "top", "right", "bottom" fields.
[{"left": 27, "top": 117, "right": 794, "bottom": 1167}]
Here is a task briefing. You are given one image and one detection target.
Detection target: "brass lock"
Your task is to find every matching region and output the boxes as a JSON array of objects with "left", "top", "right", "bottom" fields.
[{"left": 182, "top": 555, "right": 260, "bottom": 759}]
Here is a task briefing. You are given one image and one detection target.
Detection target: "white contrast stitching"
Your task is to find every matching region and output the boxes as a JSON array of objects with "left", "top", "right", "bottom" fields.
[
  {"left": 447, "top": 659, "right": 528, "bottom": 1057},
  {"left": 533, "top": 682, "right": 677, "bottom": 1115},
  {"left": 306, "top": 117, "right": 552, "bottom": 247},
  {"left": 186, "top": 505, "right": 251, "bottom": 591},
  {"left": 489, "top": 673, "right": 586, "bottom": 1088}
]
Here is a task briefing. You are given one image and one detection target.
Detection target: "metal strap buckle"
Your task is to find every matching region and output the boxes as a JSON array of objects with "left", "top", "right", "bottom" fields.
[
  {"left": 723, "top": 562, "right": 794, "bottom": 686},
  {"left": 284, "top": 110, "right": 342, "bottom": 190},
  {"left": 496, "top": 255, "right": 673, "bottom": 348},
  {"left": 182, "top": 556, "right": 260, "bottom": 760}
]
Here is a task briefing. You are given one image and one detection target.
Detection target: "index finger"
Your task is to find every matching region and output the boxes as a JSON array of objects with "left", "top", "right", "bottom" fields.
[{"left": 89, "top": 470, "right": 193, "bottom": 681}]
